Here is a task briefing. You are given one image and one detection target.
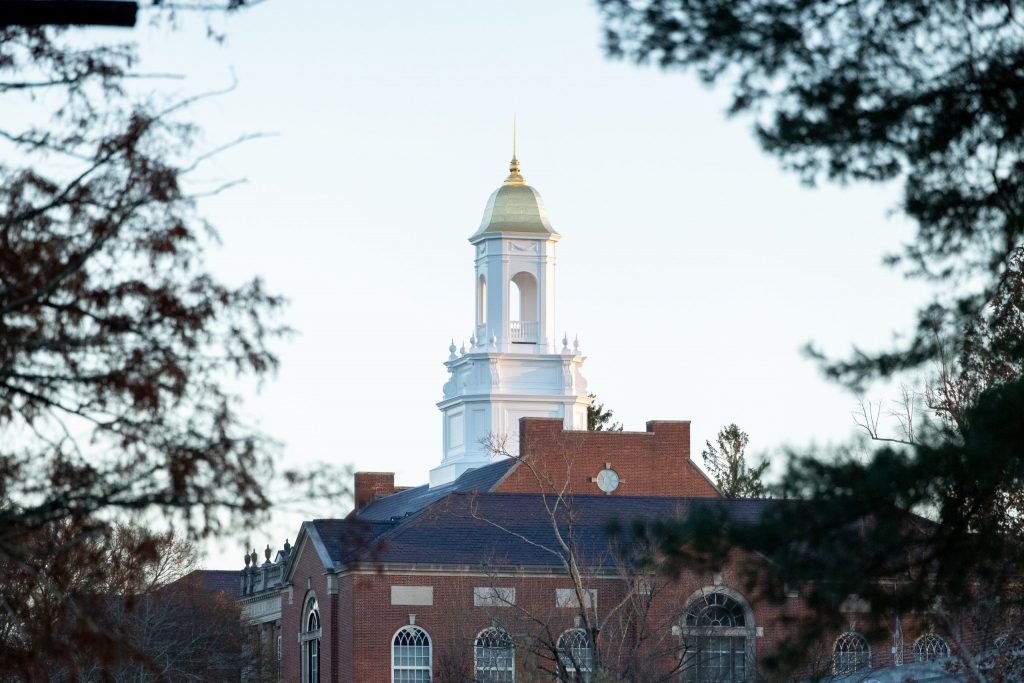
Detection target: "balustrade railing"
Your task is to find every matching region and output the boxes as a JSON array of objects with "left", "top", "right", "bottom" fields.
[
  {"left": 510, "top": 320, "right": 538, "bottom": 343},
  {"left": 241, "top": 542, "right": 291, "bottom": 597}
]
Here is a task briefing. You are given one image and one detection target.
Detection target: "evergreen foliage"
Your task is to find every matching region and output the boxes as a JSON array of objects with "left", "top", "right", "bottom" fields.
[
  {"left": 618, "top": 239, "right": 1024, "bottom": 676},
  {"left": 599, "top": 0, "right": 1024, "bottom": 388},
  {"left": 599, "top": 4, "right": 1024, "bottom": 675},
  {"left": 701, "top": 424, "right": 770, "bottom": 498},
  {"left": 587, "top": 393, "right": 623, "bottom": 431}
]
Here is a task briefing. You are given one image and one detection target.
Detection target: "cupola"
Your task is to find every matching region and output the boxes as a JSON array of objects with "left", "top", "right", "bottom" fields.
[
  {"left": 430, "top": 142, "right": 591, "bottom": 488},
  {"left": 474, "top": 156, "right": 558, "bottom": 237}
]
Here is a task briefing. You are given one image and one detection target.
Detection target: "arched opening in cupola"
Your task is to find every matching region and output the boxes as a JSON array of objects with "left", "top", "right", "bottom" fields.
[
  {"left": 509, "top": 271, "right": 538, "bottom": 343},
  {"left": 476, "top": 275, "right": 487, "bottom": 326}
]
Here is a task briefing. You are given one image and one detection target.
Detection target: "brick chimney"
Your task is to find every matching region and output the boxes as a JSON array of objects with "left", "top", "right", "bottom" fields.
[{"left": 354, "top": 472, "right": 398, "bottom": 509}]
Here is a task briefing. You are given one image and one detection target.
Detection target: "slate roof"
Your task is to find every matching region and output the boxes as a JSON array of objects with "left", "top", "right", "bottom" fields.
[
  {"left": 310, "top": 518, "right": 395, "bottom": 565},
  {"left": 320, "top": 492, "right": 780, "bottom": 569},
  {"left": 173, "top": 569, "right": 241, "bottom": 598},
  {"left": 356, "top": 458, "right": 517, "bottom": 522}
]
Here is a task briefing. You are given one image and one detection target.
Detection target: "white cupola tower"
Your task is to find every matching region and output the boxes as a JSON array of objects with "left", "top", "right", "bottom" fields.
[{"left": 430, "top": 150, "right": 591, "bottom": 487}]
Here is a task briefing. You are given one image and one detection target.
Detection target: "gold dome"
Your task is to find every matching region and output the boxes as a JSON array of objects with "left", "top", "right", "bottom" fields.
[{"left": 473, "top": 156, "right": 558, "bottom": 237}]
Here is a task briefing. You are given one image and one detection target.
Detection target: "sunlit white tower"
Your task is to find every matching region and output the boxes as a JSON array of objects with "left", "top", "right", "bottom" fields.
[{"left": 429, "top": 150, "right": 591, "bottom": 487}]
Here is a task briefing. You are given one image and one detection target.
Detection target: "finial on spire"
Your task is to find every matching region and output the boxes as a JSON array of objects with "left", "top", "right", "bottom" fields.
[{"left": 505, "top": 113, "right": 524, "bottom": 185}]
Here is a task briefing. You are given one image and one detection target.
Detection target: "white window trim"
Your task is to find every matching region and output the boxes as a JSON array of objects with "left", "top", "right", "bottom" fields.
[
  {"left": 912, "top": 633, "right": 950, "bottom": 662},
  {"left": 301, "top": 595, "right": 321, "bottom": 683},
  {"left": 558, "top": 627, "right": 595, "bottom": 679},
  {"left": 679, "top": 586, "right": 758, "bottom": 683},
  {"left": 391, "top": 624, "right": 432, "bottom": 683},
  {"left": 474, "top": 626, "right": 515, "bottom": 682},
  {"left": 832, "top": 631, "right": 871, "bottom": 675}
]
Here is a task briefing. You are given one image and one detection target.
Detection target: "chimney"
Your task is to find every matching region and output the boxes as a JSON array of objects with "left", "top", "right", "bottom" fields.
[
  {"left": 646, "top": 420, "right": 692, "bottom": 459},
  {"left": 354, "top": 471, "right": 397, "bottom": 509}
]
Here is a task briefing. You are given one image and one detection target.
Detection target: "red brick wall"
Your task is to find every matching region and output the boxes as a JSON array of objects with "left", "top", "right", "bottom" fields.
[
  {"left": 280, "top": 417, "right": 954, "bottom": 681},
  {"left": 496, "top": 418, "right": 720, "bottom": 498},
  {"left": 335, "top": 575, "right": 354, "bottom": 683},
  {"left": 354, "top": 472, "right": 399, "bottom": 510},
  {"left": 278, "top": 547, "right": 952, "bottom": 682},
  {"left": 336, "top": 555, "right": 824, "bottom": 683},
  {"left": 280, "top": 533, "right": 332, "bottom": 683}
]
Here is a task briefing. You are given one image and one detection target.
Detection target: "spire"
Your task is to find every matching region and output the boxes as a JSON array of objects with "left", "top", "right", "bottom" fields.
[{"left": 505, "top": 113, "right": 525, "bottom": 185}]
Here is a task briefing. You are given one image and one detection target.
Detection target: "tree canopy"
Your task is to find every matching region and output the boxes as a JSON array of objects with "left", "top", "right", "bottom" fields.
[
  {"left": 700, "top": 423, "right": 769, "bottom": 498},
  {"left": 598, "top": 3, "right": 1024, "bottom": 676},
  {"left": 599, "top": 0, "right": 1024, "bottom": 388},
  {"left": 0, "top": 16, "right": 337, "bottom": 675},
  {"left": 587, "top": 393, "right": 623, "bottom": 431}
]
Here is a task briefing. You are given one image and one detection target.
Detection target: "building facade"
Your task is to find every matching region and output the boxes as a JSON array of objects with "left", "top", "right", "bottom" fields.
[{"left": 238, "top": 153, "right": 958, "bottom": 682}]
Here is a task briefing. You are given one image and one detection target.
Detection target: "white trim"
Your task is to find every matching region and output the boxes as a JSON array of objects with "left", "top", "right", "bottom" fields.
[
  {"left": 331, "top": 565, "right": 653, "bottom": 580},
  {"left": 391, "top": 624, "right": 432, "bottom": 683},
  {"left": 474, "top": 626, "right": 515, "bottom": 682},
  {"left": 832, "top": 631, "right": 871, "bottom": 675},
  {"left": 681, "top": 586, "right": 756, "bottom": 627},
  {"left": 469, "top": 230, "right": 561, "bottom": 246},
  {"left": 680, "top": 586, "right": 758, "bottom": 683},
  {"left": 299, "top": 629, "right": 322, "bottom": 644},
  {"left": 301, "top": 593, "right": 322, "bottom": 683},
  {"left": 912, "top": 633, "right": 950, "bottom": 662},
  {"left": 557, "top": 627, "right": 594, "bottom": 679},
  {"left": 436, "top": 391, "right": 590, "bottom": 410},
  {"left": 283, "top": 524, "right": 337, "bottom": 584}
]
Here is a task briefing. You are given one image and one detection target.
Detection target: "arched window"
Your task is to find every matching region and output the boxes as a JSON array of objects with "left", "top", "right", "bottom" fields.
[
  {"left": 557, "top": 628, "right": 594, "bottom": 682},
  {"left": 477, "top": 275, "right": 487, "bottom": 326},
  {"left": 913, "top": 633, "right": 950, "bottom": 662},
  {"left": 509, "top": 278, "right": 521, "bottom": 322},
  {"left": 475, "top": 626, "right": 514, "bottom": 682},
  {"left": 509, "top": 271, "right": 538, "bottom": 343},
  {"left": 392, "top": 625, "right": 431, "bottom": 682},
  {"left": 988, "top": 634, "right": 1024, "bottom": 671},
  {"left": 833, "top": 632, "right": 870, "bottom": 675},
  {"left": 301, "top": 596, "right": 321, "bottom": 683},
  {"left": 682, "top": 589, "right": 755, "bottom": 682}
]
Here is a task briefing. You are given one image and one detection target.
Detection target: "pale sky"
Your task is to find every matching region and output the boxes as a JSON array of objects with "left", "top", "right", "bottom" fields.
[{"left": 86, "top": 1, "right": 931, "bottom": 567}]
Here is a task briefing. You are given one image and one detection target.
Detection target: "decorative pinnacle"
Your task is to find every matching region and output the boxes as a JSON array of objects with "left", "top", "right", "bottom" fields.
[{"left": 505, "top": 113, "right": 525, "bottom": 185}]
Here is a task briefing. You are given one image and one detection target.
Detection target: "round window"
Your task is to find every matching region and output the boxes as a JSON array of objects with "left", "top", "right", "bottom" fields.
[{"left": 596, "top": 468, "right": 620, "bottom": 493}]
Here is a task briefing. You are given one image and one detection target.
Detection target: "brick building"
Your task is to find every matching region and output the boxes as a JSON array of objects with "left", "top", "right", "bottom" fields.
[{"left": 237, "top": 152, "right": 957, "bottom": 682}]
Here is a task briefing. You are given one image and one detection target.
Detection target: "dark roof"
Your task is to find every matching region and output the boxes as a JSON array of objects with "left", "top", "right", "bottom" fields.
[
  {"left": 334, "top": 493, "right": 780, "bottom": 569},
  {"left": 356, "top": 458, "right": 517, "bottom": 522},
  {"left": 173, "top": 569, "right": 241, "bottom": 599},
  {"left": 310, "top": 518, "right": 395, "bottom": 565}
]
